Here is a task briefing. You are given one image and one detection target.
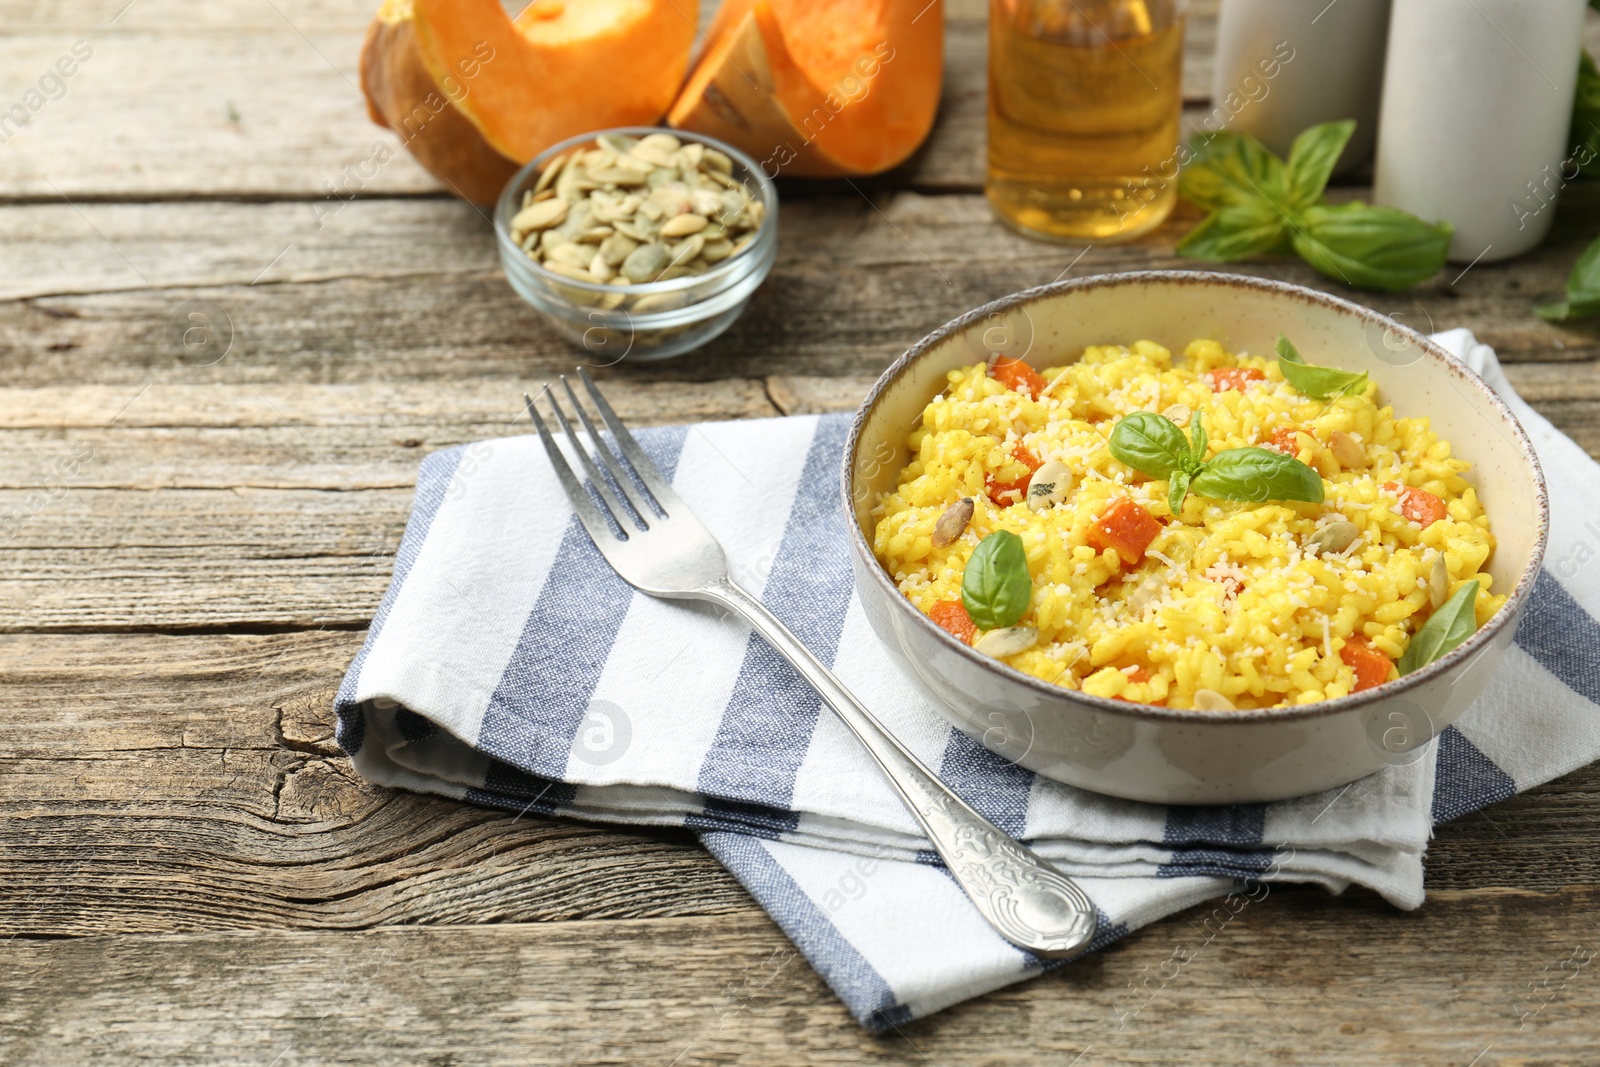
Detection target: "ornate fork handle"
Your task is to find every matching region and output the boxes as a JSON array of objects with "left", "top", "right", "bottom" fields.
[{"left": 701, "top": 577, "right": 1097, "bottom": 958}]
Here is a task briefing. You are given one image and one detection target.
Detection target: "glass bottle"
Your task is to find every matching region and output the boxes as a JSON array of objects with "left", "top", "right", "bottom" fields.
[{"left": 986, "top": 0, "right": 1188, "bottom": 243}]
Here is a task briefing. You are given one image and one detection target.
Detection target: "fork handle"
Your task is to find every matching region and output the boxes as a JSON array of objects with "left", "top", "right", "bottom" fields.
[{"left": 701, "top": 577, "right": 1098, "bottom": 959}]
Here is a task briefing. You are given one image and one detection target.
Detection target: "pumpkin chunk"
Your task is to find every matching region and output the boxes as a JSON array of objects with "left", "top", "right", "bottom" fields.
[
  {"left": 989, "top": 356, "right": 1048, "bottom": 398},
  {"left": 1205, "top": 367, "right": 1265, "bottom": 392},
  {"left": 667, "top": 0, "right": 943, "bottom": 176},
  {"left": 1383, "top": 481, "right": 1449, "bottom": 526},
  {"left": 928, "top": 600, "right": 978, "bottom": 644},
  {"left": 1340, "top": 635, "right": 1392, "bottom": 691},
  {"left": 1088, "top": 498, "right": 1162, "bottom": 564},
  {"left": 984, "top": 444, "right": 1042, "bottom": 507}
]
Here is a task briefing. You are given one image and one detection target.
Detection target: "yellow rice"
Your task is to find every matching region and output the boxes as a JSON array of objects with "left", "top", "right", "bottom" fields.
[{"left": 871, "top": 339, "right": 1504, "bottom": 710}]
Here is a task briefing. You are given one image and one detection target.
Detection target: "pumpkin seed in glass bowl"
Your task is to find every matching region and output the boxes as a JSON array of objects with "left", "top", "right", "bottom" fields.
[{"left": 495, "top": 127, "right": 778, "bottom": 363}]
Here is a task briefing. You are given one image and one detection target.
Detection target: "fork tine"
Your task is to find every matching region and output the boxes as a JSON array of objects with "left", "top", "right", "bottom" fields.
[
  {"left": 576, "top": 367, "right": 682, "bottom": 511},
  {"left": 540, "top": 384, "right": 646, "bottom": 531},
  {"left": 523, "top": 392, "right": 624, "bottom": 544},
  {"left": 560, "top": 375, "right": 662, "bottom": 522}
]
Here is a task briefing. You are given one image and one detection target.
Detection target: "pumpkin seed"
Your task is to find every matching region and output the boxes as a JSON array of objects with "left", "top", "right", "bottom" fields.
[
  {"left": 974, "top": 626, "right": 1038, "bottom": 658},
  {"left": 599, "top": 233, "right": 639, "bottom": 266},
  {"left": 632, "top": 292, "right": 688, "bottom": 313},
  {"left": 516, "top": 135, "right": 765, "bottom": 286},
  {"left": 639, "top": 132, "right": 682, "bottom": 153},
  {"left": 533, "top": 151, "right": 570, "bottom": 194},
  {"left": 1192, "top": 688, "right": 1235, "bottom": 711},
  {"left": 660, "top": 213, "right": 709, "bottom": 238},
  {"left": 1328, "top": 430, "right": 1365, "bottom": 469},
  {"left": 596, "top": 133, "right": 638, "bottom": 155},
  {"left": 1159, "top": 403, "right": 1192, "bottom": 427},
  {"left": 1305, "top": 520, "right": 1360, "bottom": 556},
  {"left": 589, "top": 167, "right": 647, "bottom": 186},
  {"left": 931, "top": 497, "right": 974, "bottom": 548},
  {"left": 668, "top": 233, "right": 705, "bottom": 266},
  {"left": 621, "top": 242, "right": 668, "bottom": 282},
  {"left": 1026, "top": 460, "right": 1073, "bottom": 511},
  {"left": 511, "top": 197, "right": 568, "bottom": 234},
  {"left": 548, "top": 242, "right": 591, "bottom": 269},
  {"left": 1429, "top": 552, "right": 1449, "bottom": 609}
]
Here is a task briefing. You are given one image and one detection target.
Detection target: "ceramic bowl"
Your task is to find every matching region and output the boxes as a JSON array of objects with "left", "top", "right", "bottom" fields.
[{"left": 843, "top": 271, "right": 1548, "bottom": 804}]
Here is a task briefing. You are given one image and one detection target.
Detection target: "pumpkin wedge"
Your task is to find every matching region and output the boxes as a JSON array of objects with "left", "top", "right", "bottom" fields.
[
  {"left": 360, "top": 0, "right": 518, "bottom": 205},
  {"left": 667, "top": 0, "right": 943, "bottom": 177},
  {"left": 409, "top": 0, "right": 699, "bottom": 163}
]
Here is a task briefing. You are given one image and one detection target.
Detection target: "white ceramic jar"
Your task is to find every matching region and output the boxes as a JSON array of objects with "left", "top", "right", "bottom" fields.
[
  {"left": 1209, "top": 0, "right": 1392, "bottom": 176},
  {"left": 1374, "top": 0, "right": 1589, "bottom": 263}
]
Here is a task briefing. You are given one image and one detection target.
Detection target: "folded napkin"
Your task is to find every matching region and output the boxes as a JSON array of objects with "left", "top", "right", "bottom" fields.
[{"left": 336, "top": 329, "right": 1600, "bottom": 1030}]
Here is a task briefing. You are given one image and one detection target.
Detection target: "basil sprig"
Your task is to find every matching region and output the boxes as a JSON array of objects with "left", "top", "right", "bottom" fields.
[
  {"left": 961, "top": 530, "right": 1031, "bottom": 630},
  {"left": 1110, "top": 410, "right": 1324, "bottom": 514},
  {"left": 1397, "top": 580, "right": 1480, "bottom": 675},
  {"left": 1177, "top": 120, "right": 1453, "bottom": 292},
  {"left": 1537, "top": 232, "right": 1600, "bottom": 322},
  {"left": 1275, "top": 335, "right": 1368, "bottom": 399}
]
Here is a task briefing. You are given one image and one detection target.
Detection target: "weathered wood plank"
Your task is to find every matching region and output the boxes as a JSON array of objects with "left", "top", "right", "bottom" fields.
[
  {"left": 0, "top": 629, "right": 1596, "bottom": 937},
  {"left": 3, "top": 888, "right": 1599, "bottom": 1066},
  {"left": 0, "top": 631, "right": 752, "bottom": 934},
  {"left": 1, "top": 196, "right": 1593, "bottom": 395}
]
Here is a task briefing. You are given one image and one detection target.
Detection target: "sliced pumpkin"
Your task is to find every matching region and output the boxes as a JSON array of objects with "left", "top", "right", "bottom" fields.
[
  {"left": 667, "top": 0, "right": 943, "bottom": 177},
  {"left": 360, "top": 0, "right": 519, "bottom": 205},
  {"left": 410, "top": 0, "right": 699, "bottom": 162}
]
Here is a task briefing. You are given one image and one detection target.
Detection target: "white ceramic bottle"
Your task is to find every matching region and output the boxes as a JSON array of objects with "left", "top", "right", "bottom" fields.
[
  {"left": 1374, "top": 0, "right": 1588, "bottom": 263},
  {"left": 1209, "top": 0, "right": 1392, "bottom": 176}
]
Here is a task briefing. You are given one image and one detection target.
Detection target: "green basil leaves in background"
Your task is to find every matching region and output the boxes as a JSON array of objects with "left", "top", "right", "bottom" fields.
[
  {"left": 1569, "top": 50, "right": 1600, "bottom": 180},
  {"left": 1538, "top": 40, "right": 1600, "bottom": 322},
  {"left": 1275, "top": 335, "right": 1368, "bottom": 399},
  {"left": 1537, "top": 233, "right": 1600, "bottom": 321},
  {"left": 1178, "top": 120, "right": 1453, "bottom": 292},
  {"left": 961, "top": 530, "right": 1031, "bottom": 630},
  {"left": 1398, "top": 580, "right": 1481, "bottom": 675},
  {"left": 1110, "top": 409, "right": 1324, "bottom": 513}
]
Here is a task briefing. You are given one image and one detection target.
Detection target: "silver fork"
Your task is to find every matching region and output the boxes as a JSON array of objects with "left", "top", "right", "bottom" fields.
[{"left": 524, "top": 369, "right": 1097, "bottom": 958}]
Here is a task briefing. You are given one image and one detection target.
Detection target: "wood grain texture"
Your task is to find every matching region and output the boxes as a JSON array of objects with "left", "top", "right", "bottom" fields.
[
  {"left": 4, "top": 890, "right": 1600, "bottom": 1066},
  {"left": 0, "top": 195, "right": 1593, "bottom": 396}
]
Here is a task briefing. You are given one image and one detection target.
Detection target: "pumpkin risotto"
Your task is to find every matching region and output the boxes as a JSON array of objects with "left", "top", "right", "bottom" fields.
[{"left": 871, "top": 339, "right": 1505, "bottom": 710}]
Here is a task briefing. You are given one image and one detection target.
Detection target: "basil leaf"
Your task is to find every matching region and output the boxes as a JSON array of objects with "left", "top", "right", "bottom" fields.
[
  {"left": 1176, "top": 201, "right": 1289, "bottom": 262},
  {"left": 961, "top": 530, "right": 1032, "bottom": 630},
  {"left": 1188, "top": 447, "right": 1325, "bottom": 504},
  {"left": 1397, "top": 580, "right": 1480, "bottom": 675},
  {"left": 1536, "top": 232, "right": 1600, "bottom": 321},
  {"left": 1188, "top": 409, "right": 1207, "bottom": 465},
  {"left": 1290, "top": 202, "right": 1453, "bottom": 291},
  {"left": 1568, "top": 49, "right": 1600, "bottom": 179},
  {"left": 1179, "top": 131, "right": 1292, "bottom": 212},
  {"left": 1167, "top": 470, "right": 1191, "bottom": 517},
  {"left": 1109, "top": 412, "right": 1196, "bottom": 479},
  {"left": 1285, "top": 120, "right": 1355, "bottom": 209},
  {"left": 1274, "top": 334, "right": 1369, "bottom": 399}
]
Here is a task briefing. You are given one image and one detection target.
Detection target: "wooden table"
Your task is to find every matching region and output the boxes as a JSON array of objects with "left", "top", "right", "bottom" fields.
[{"left": 4, "top": 1, "right": 1599, "bottom": 1063}]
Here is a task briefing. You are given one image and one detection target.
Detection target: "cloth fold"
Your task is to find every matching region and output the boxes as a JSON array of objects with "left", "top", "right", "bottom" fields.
[{"left": 336, "top": 330, "right": 1600, "bottom": 1030}]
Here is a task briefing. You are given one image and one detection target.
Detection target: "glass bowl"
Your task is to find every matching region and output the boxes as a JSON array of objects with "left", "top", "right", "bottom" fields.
[{"left": 494, "top": 126, "right": 778, "bottom": 363}]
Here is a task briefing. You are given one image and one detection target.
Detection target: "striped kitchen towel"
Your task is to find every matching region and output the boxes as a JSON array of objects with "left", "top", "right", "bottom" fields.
[{"left": 335, "top": 330, "right": 1600, "bottom": 1030}]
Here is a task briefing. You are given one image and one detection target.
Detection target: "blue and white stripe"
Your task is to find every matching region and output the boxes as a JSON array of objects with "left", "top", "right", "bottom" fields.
[{"left": 336, "top": 331, "right": 1600, "bottom": 1030}]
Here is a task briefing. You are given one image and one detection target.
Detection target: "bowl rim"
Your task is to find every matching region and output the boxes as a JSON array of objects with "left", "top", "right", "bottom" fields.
[
  {"left": 493, "top": 125, "right": 779, "bottom": 297},
  {"left": 841, "top": 270, "right": 1551, "bottom": 725}
]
